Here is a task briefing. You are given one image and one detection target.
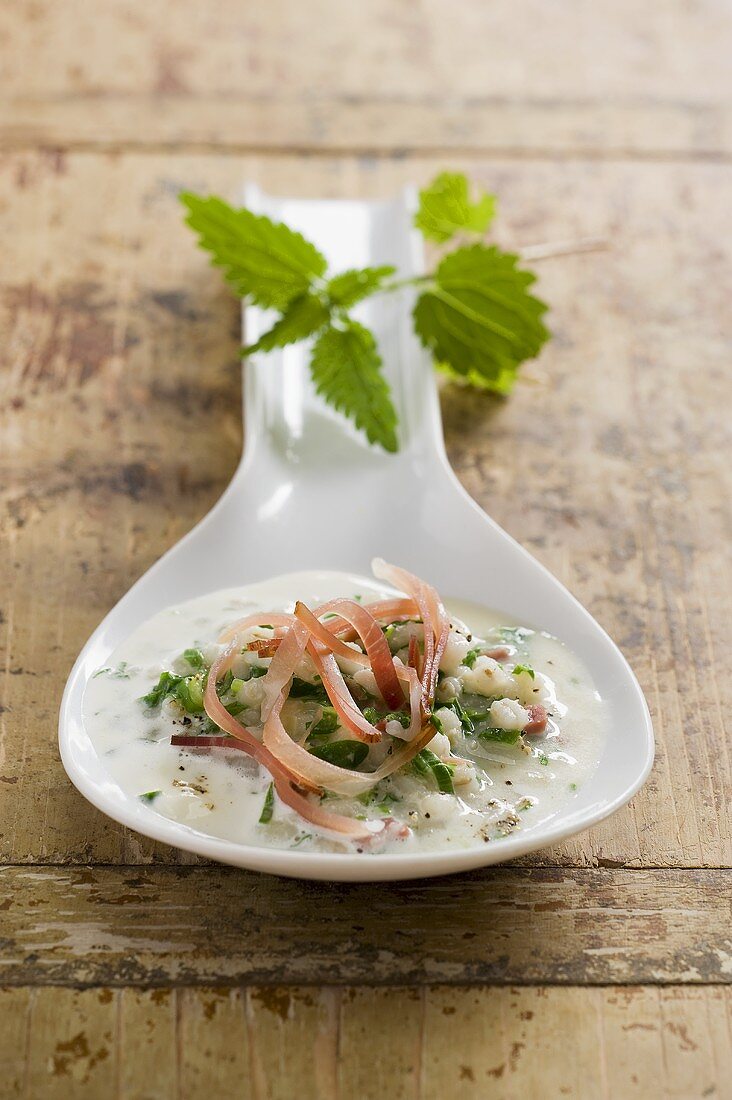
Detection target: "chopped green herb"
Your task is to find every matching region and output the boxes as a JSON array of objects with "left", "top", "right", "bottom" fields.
[
  {"left": 443, "top": 697, "right": 475, "bottom": 733},
  {"left": 182, "top": 648, "right": 205, "bottom": 670},
  {"left": 139, "top": 790, "right": 162, "bottom": 803},
  {"left": 569, "top": 782, "right": 578, "bottom": 791},
  {"left": 513, "top": 664, "right": 535, "bottom": 680},
  {"left": 539, "top": 753, "right": 550, "bottom": 766},
  {"left": 310, "top": 739, "right": 369, "bottom": 769},
  {"left": 288, "top": 676, "right": 329, "bottom": 703},
  {"left": 430, "top": 711, "right": 443, "bottom": 734},
  {"left": 248, "top": 665, "right": 268, "bottom": 679},
  {"left": 175, "top": 675, "right": 205, "bottom": 714},
  {"left": 411, "top": 748, "right": 455, "bottom": 794},
  {"left": 258, "top": 783, "right": 275, "bottom": 824},
  {"left": 309, "top": 706, "right": 339, "bottom": 737},
  {"left": 463, "top": 647, "right": 482, "bottom": 668},
  {"left": 476, "top": 726, "right": 522, "bottom": 746},
  {"left": 291, "top": 833, "right": 313, "bottom": 848},
  {"left": 230, "top": 678, "right": 245, "bottom": 694},
  {"left": 217, "top": 669, "right": 234, "bottom": 695},
  {"left": 225, "top": 701, "right": 246, "bottom": 717},
  {"left": 141, "top": 671, "right": 183, "bottom": 708}
]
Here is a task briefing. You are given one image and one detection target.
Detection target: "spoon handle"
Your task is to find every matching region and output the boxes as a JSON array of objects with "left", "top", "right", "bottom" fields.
[{"left": 240, "top": 186, "right": 445, "bottom": 475}]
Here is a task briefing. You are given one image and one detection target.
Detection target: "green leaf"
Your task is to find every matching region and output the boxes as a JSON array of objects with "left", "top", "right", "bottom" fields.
[
  {"left": 307, "top": 706, "right": 340, "bottom": 740},
  {"left": 258, "top": 783, "right": 275, "bottom": 824},
  {"left": 476, "top": 726, "right": 522, "bottom": 746},
  {"left": 244, "top": 293, "right": 330, "bottom": 354},
  {"left": 180, "top": 192, "right": 327, "bottom": 310},
  {"left": 463, "top": 647, "right": 482, "bottom": 669},
  {"left": 182, "top": 648, "right": 205, "bottom": 670},
  {"left": 289, "top": 677, "right": 329, "bottom": 704},
  {"left": 414, "top": 172, "right": 496, "bottom": 243},
  {"left": 141, "top": 671, "right": 182, "bottom": 709},
  {"left": 513, "top": 663, "right": 535, "bottom": 679},
  {"left": 310, "top": 321, "right": 399, "bottom": 453},
  {"left": 326, "top": 266, "right": 396, "bottom": 307},
  {"left": 140, "top": 790, "right": 162, "bottom": 803},
  {"left": 175, "top": 675, "right": 205, "bottom": 714},
  {"left": 411, "top": 748, "right": 455, "bottom": 794},
  {"left": 310, "top": 739, "right": 369, "bottom": 769},
  {"left": 413, "top": 245, "right": 549, "bottom": 392}
]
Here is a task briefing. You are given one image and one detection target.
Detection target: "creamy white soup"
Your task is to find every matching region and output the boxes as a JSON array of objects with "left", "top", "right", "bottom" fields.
[{"left": 83, "top": 565, "right": 606, "bottom": 855}]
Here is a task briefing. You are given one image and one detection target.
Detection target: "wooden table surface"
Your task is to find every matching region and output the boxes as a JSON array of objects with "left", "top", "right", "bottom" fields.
[{"left": 1, "top": 2, "right": 731, "bottom": 1096}]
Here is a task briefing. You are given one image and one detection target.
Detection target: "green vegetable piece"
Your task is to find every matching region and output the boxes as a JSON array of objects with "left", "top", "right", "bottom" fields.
[
  {"left": 139, "top": 790, "right": 162, "bottom": 803},
  {"left": 180, "top": 192, "right": 327, "bottom": 310},
  {"left": 414, "top": 171, "right": 496, "bottom": 243},
  {"left": 175, "top": 675, "right": 205, "bottom": 714},
  {"left": 310, "top": 739, "right": 369, "bottom": 769},
  {"left": 182, "top": 648, "right": 205, "bottom": 670},
  {"left": 477, "top": 726, "right": 522, "bottom": 745},
  {"left": 411, "top": 748, "right": 455, "bottom": 794},
  {"left": 230, "top": 678, "right": 245, "bottom": 694},
  {"left": 513, "top": 663, "right": 535, "bottom": 679},
  {"left": 244, "top": 292, "right": 330, "bottom": 354},
  {"left": 463, "top": 647, "right": 482, "bottom": 668},
  {"left": 248, "top": 665, "right": 268, "bottom": 679},
  {"left": 141, "top": 671, "right": 182, "bottom": 708},
  {"left": 258, "top": 783, "right": 275, "bottom": 824},
  {"left": 310, "top": 706, "right": 339, "bottom": 737},
  {"left": 288, "top": 677, "right": 329, "bottom": 703},
  {"left": 326, "top": 265, "right": 395, "bottom": 307},
  {"left": 413, "top": 245, "right": 549, "bottom": 394},
  {"left": 310, "top": 321, "right": 398, "bottom": 453},
  {"left": 539, "top": 753, "right": 550, "bottom": 766}
]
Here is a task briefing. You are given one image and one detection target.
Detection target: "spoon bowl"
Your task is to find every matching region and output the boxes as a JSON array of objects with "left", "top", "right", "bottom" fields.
[{"left": 59, "top": 188, "right": 653, "bottom": 880}]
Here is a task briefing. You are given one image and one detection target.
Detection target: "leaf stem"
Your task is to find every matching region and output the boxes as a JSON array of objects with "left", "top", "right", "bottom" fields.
[{"left": 377, "top": 274, "right": 433, "bottom": 295}]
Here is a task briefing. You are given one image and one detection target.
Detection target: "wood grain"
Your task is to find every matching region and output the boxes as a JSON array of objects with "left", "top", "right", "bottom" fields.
[
  {"left": 1, "top": 865, "right": 729, "bottom": 987},
  {"left": 2, "top": 1, "right": 731, "bottom": 157},
  {"left": 1, "top": 2, "right": 731, "bottom": 1093},
  {"left": 1, "top": 152, "right": 730, "bottom": 870},
  {"left": 0, "top": 985, "right": 730, "bottom": 1099}
]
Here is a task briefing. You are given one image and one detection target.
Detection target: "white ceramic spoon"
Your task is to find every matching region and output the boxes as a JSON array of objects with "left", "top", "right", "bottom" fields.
[{"left": 59, "top": 187, "right": 653, "bottom": 881}]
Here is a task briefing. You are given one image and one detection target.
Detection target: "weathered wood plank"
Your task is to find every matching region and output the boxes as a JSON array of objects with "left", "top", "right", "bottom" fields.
[
  {"left": 0, "top": 985, "right": 730, "bottom": 1099},
  {"left": 2, "top": 1, "right": 731, "bottom": 157},
  {"left": 1, "top": 152, "right": 730, "bottom": 869},
  {"left": 0, "top": 866, "right": 730, "bottom": 987}
]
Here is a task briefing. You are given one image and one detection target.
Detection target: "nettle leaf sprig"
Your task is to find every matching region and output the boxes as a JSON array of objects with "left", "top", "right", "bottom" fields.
[{"left": 181, "top": 171, "right": 549, "bottom": 453}]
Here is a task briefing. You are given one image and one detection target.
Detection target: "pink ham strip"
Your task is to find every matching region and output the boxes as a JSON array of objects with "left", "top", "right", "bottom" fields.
[
  {"left": 371, "top": 558, "right": 450, "bottom": 711},
  {"left": 323, "top": 597, "right": 419, "bottom": 640},
  {"left": 306, "top": 641, "right": 383, "bottom": 743},
  {"left": 202, "top": 643, "right": 379, "bottom": 839},
  {"left": 301, "top": 598, "right": 405, "bottom": 709},
  {"left": 218, "top": 611, "right": 296, "bottom": 646}
]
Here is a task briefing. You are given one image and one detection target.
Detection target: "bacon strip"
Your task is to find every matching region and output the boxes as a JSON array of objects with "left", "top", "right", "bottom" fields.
[
  {"left": 371, "top": 558, "right": 450, "bottom": 711},
  {"left": 301, "top": 598, "right": 405, "bottom": 709},
  {"left": 307, "top": 641, "right": 383, "bottom": 743},
  {"left": 202, "top": 643, "right": 379, "bottom": 839}
]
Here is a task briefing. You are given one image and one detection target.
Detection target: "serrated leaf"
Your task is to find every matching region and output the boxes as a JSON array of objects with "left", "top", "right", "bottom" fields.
[
  {"left": 243, "top": 293, "right": 330, "bottom": 354},
  {"left": 326, "top": 265, "right": 396, "bottom": 308},
  {"left": 414, "top": 172, "right": 496, "bottom": 243},
  {"left": 413, "top": 244, "right": 549, "bottom": 392},
  {"left": 310, "top": 321, "right": 399, "bottom": 453},
  {"left": 180, "top": 192, "right": 327, "bottom": 310}
]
